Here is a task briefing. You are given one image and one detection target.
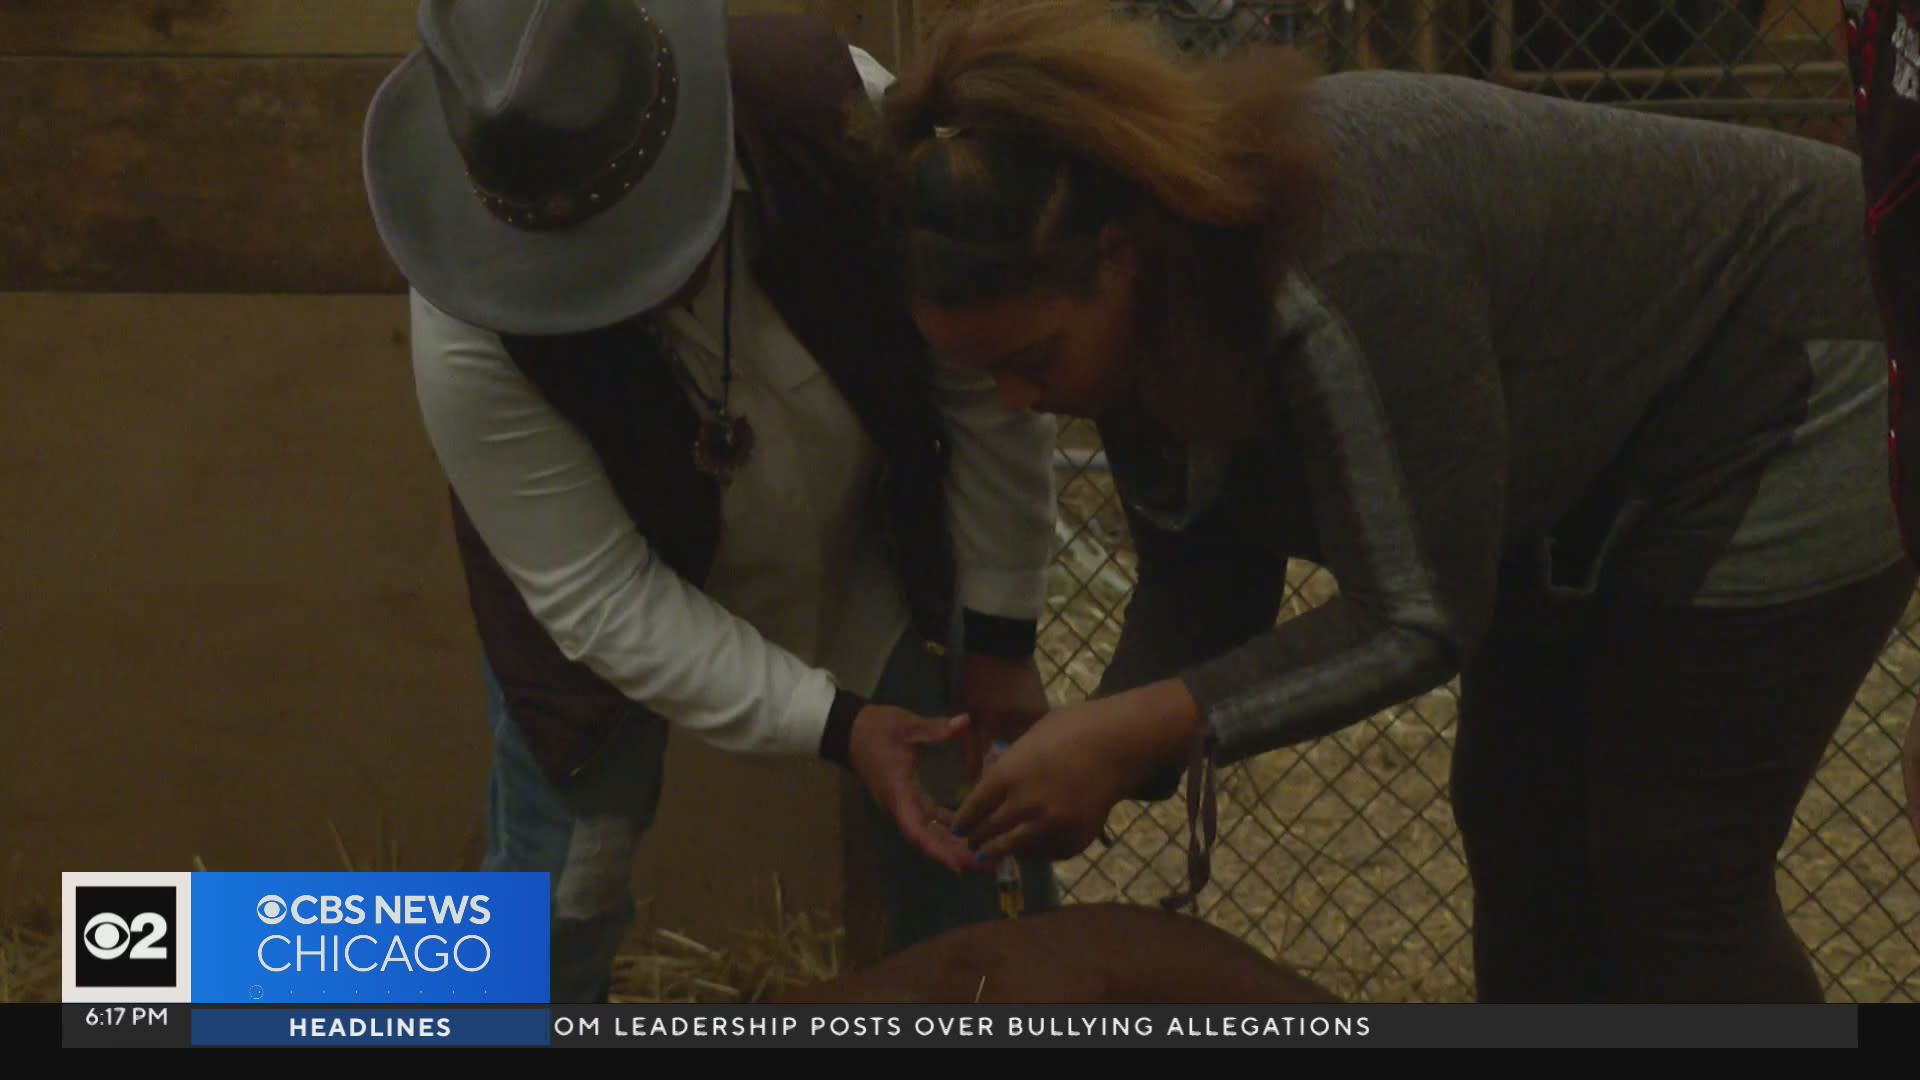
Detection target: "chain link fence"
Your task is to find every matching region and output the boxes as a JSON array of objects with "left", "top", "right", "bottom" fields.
[
  {"left": 1106, "top": 0, "right": 1854, "bottom": 140},
  {"left": 987, "top": 0, "right": 1920, "bottom": 1003}
]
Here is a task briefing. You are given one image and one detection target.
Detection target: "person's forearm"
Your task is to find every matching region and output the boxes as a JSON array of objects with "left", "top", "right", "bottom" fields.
[
  {"left": 532, "top": 548, "right": 844, "bottom": 757},
  {"left": 413, "top": 290, "right": 841, "bottom": 761},
  {"left": 1181, "top": 595, "right": 1457, "bottom": 764}
]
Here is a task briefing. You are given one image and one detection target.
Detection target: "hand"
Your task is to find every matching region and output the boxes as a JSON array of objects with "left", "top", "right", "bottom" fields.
[
  {"left": 952, "top": 678, "right": 1206, "bottom": 863},
  {"left": 956, "top": 653, "right": 1050, "bottom": 782},
  {"left": 1905, "top": 697, "right": 1920, "bottom": 846},
  {"left": 848, "top": 704, "right": 978, "bottom": 873}
]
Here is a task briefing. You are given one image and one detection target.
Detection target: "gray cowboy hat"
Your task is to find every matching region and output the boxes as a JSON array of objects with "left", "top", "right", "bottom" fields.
[{"left": 363, "top": 0, "right": 733, "bottom": 336}]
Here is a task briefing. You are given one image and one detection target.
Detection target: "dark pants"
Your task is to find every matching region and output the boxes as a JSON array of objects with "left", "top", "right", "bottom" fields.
[{"left": 1450, "top": 558, "right": 1916, "bottom": 1002}]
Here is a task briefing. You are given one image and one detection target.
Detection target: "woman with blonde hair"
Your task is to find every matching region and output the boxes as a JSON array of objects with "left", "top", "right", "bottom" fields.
[{"left": 885, "top": 0, "right": 1913, "bottom": 1002}]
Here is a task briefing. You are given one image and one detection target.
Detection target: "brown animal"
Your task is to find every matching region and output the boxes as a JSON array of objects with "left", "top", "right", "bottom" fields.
[{"left": 771, "top": 902, "right": 1341, "bottom": 1004}]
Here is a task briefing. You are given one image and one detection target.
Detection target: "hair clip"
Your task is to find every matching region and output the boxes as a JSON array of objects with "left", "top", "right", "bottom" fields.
[{"left": 933, "top": 124, "right": 962, "bottom": 140}]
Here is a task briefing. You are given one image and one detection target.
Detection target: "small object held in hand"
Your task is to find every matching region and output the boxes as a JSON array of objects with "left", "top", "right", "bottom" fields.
[
  {"left": 996, "top": 856, "right": 1025, "bottom": 919},
  {"left": 969, "top": 709, "right": 1041, "bottom": 782},
  {"left": 982, "top": 740, "right": 1025, "bottom": 919}
]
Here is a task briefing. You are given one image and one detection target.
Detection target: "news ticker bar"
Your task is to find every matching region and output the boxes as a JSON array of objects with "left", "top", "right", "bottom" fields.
[{"left": 46, "top": 1003, "right": 1901, "bottom": 1048}]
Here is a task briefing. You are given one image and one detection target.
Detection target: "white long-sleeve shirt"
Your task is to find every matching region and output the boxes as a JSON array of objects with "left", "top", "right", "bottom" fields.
[{"left": 410, "top": 47, "right": 1058, "bottom": 759}]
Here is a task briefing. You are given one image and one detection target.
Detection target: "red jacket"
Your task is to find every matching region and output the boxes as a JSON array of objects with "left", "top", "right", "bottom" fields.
[{"left": 1844, "top": 0, "right": 1920, "bottom": 560}]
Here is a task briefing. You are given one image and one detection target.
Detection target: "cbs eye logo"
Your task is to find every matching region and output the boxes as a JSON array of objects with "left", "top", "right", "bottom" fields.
[
  {"left": 84, "top": 911, "right": 167, "bottom": 960},
  {"left": 73, "top": 886, "right": 176, "bottom": 988}
]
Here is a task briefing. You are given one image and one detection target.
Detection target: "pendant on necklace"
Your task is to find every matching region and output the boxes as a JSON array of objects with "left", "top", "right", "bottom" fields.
[{"left": 694, "top": 414, "right": 755, "bottom": 481}]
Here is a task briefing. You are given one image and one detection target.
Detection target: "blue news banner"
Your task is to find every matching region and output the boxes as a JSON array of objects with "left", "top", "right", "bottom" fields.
[
  {"left": 60, "top": 870, "right": 552, "bottom": 1047},
  {"left": 51, "top": 871, "right": 1892, "bottom": 1048}
]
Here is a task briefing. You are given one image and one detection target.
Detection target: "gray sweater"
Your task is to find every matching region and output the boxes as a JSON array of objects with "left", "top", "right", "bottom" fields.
[{"left": 1096, "top": 70, "right": 1907, "bottom": 766}]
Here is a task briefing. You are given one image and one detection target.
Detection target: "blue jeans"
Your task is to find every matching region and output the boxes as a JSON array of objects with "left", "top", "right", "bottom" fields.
[{"left": 479, "top": 631, "right": 1060, "bottom": 1003}]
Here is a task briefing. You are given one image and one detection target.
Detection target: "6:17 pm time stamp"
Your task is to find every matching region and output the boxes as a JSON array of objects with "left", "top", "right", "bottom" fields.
[
  {"left": 63, "top": 1004, "right": 188, "bottom": 1048},
  {"left": 87, "top": 1006, "right": 170, "bottom": 1027}
]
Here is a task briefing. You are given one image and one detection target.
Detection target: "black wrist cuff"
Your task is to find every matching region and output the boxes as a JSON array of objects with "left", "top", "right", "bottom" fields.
[
  {"left": 962, "top": 609, "right": 1038, "bottom": 658},
  {"left": 819, "top": 687, "right": 866, "bottom": 769}
]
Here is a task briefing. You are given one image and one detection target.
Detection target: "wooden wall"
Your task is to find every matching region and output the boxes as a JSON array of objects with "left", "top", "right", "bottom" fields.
[{"left": 0, "top": 0, "right": 906, "bottom": 958}]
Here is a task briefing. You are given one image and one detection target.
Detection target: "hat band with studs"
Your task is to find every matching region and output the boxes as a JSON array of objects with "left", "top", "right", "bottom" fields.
[{"left": 467, "top": 22, "right": 679, "bottom": 232}]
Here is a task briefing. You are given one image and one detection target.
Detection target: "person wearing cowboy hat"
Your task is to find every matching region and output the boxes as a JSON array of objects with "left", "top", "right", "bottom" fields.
[{"left": 362, "top": 0, "right": 1063, "bottom": 1003}]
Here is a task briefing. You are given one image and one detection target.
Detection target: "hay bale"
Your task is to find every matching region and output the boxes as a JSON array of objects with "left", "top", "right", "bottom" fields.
[{"left": 611, "top": 877, "right": 844, "bottom": 1003}]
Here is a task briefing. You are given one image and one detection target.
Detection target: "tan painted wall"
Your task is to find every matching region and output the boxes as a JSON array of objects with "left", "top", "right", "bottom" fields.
[
  {"left": 1, "top": 1, "right": 910, "bottom": 959},
  {"left": 0, "top": 290, "right": 881, "bottom": 945}
]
